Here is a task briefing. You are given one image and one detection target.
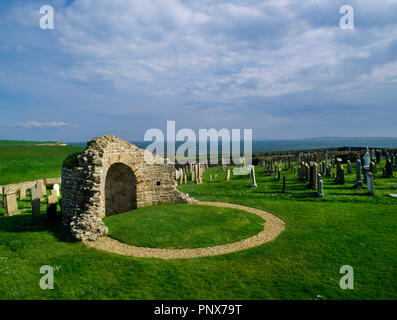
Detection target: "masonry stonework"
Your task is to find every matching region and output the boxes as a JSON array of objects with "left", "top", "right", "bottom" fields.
[{"left": 61, "top": 135, "right": 192, "bottom": 241}]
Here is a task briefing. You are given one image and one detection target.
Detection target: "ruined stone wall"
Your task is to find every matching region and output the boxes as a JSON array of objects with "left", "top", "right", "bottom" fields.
[{"left": 61, "top": 135, "right": 192, "bottom": 241}]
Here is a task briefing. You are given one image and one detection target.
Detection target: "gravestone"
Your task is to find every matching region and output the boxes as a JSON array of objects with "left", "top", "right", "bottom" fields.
[
  {"left": 347, "top": 160, "right": 352, "bottom": 175},
  {"left": 364, "top": 148, "right": 370, "bottom": 169},
  {"left": 19, "top": 188, "right": 26, "bottom": 201},
  {"left": 326, "top": 164, "right": 331, "bottom": 177},
  {"left": 309, "top": 162, "right": 318, "bottom": 190},
  {"left": 31, "top": 198, "right": 41, "bottom": 218},
  {"left": 47, "top": 195, "right": 57, "bottom": 205},
  {"left": 251, "top": 166, "right": 257, "bottom": 187},
  {"left": 369, "top": 162, "right": 377, "bottom": 181},
  {"left": 1, "top": 186, "right": 4, "bottom": 208},
  {"left": 385, "top": 159, "right": 393, "bottom": 177},
  {"left": 51, "top": 189, "right": 57, "bottom": 198},
  {"left": 375, "top": 150, "right": 381, "bottom": 164},
  {"left": 226, "top": 170, "right": 231, "bottom": 181},
  {"left": 355, "top": 159, "right": 364, "bottom": 188},
  {"left": 5, "top": 193, "right": 19, "bottom": 216},
  {"left": 34, "top": 181, "right": 44, "bottom": 200},
  {"left": 46, "top": 203, "right": 58, "bottom": 223},
  {"left": 335, "top": 160, "right": 345, "bottom": 185},
  {"left": 318, "top": 174, "right": 324, "bottom": 198},
  {"left": 367, "top": 172, "right": 374, "bottom": 195},
  {"left": 209, "top": 175, "right": 212, "bottom": 181}
]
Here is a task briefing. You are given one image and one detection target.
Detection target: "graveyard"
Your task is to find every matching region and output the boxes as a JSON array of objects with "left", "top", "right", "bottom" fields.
[{"left": 0, "top": 141, "right": 397, "bottom": 299}]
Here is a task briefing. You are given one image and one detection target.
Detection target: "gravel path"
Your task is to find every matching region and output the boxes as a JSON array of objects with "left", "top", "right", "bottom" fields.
[{"left": 84, "top": 201, "right": 285, "bottom": 259}]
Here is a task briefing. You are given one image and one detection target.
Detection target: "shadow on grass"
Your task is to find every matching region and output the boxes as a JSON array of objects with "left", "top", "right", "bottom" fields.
[{"left": 0, "top": 214, "right": 73, "bottom": 243}]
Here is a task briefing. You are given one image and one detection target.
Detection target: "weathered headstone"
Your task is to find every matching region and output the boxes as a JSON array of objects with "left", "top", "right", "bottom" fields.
[
  {"left": 364, "top": 148, "right": 370, "bottom": 169},
  {"left": 250, "top": 166, "right": 257, "bottom": 187},
  {"left": 35, "top": 180, "right": 45, "bottom": 199},
  {"left": 31, "top": 186, "right": 41, "bottom": 201},
  {"left": 367, "top": 172, "right": 374, "bottom": 195},
  {"left": 347, "top": 160, "right": 352, "bottom": 175},
  {"left": 309, "top": 162, "right": 318, "bottom": 190},
  {"left": 355, "top": 159, "right": 364, "bottom": 188},
  {"left": 5, "top": 193, "right": 19, "bottom": 216},
  {"left": 19, "top": 187, "right": 26, "bottom": 201},
  {"left": 375, "top": 150, "right": 381, "bottom": 164},
  {"left": 31, "top": 198, "right": 41, "bottom": 218},
  {"left": 318, "top": 174, "right": 324, "bottom": 198},
  {"left": 46, "top": 203, "right": 58, "bottom": 223},
  {"left": 47, "top": 195, "right": 57, "bottom": 205},
  {"left": 335, "top": 160, "right": 345, "bottom": 185},
  {"left": 369, "top": 161, "right": 377, "bottom": 181},
  {"left": 53, "top": 184, "right": 60, "bottom": 197},
  {"left": 385, "top": 159, "right": 393, "bottom": 177}
]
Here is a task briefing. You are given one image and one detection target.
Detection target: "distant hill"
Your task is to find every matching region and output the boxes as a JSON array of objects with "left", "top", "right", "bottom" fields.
[{"left": 0, "top": 140, "right": 67, "bottom": 146}]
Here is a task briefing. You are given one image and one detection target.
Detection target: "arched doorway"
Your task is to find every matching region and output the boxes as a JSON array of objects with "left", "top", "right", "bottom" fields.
[{"left": 105, "top": 163, "right": 137, "bottom": 216}]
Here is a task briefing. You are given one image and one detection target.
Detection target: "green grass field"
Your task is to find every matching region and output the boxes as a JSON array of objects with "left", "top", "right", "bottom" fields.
[
  {"left": 0, "top": 145, "right": 396, "bottom": 300},
  {"left": 104, "top": 204, "right": 264, "bottom": 249},
  {"left": 0, "top": 144, "right": 84, "bottom": 185}
]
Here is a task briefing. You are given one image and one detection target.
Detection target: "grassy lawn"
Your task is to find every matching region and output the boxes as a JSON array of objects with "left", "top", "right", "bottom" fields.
[
  {"left": 0, "top": 146, "right": 396, "bottom": 299},
  {"left": 0, "top": 145, "right": 84, "bottom": 185},
  {"left": 104, "top": 203, "right": 264, "bottom": 249}
]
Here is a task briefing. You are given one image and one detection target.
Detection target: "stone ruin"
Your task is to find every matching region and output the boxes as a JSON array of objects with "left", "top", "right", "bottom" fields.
[{"left": 61, "top": 135, "right": 192, "bottom": 241}]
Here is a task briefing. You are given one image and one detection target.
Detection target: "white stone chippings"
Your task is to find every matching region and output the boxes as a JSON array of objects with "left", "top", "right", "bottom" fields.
[{"left": 84, "top": 201, "right": 285, "bottom": 259}]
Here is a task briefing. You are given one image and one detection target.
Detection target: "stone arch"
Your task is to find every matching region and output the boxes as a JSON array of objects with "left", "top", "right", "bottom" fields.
[{"left": 105, "top": 162, "right": 137, "bottom": 216}]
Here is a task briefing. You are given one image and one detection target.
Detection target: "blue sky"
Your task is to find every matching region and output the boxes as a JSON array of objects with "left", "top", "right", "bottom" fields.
[{"left": 0, "top": 0, "right": 397, "bottom": 142}]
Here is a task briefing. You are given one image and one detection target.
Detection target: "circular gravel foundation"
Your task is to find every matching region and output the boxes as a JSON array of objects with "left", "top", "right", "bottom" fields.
[{"left": 84, "top": 201, "right": 285, "bottom": 259}]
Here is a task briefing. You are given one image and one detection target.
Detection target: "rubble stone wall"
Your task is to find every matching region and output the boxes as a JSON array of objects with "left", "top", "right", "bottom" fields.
[{"left": 61, "top": 135, "right": 192, "bottom": 241}]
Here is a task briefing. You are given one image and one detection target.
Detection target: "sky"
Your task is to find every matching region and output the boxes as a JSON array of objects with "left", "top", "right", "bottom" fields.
[{"left": 0, "top": 0, "right": 397, "bottom": 142}]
